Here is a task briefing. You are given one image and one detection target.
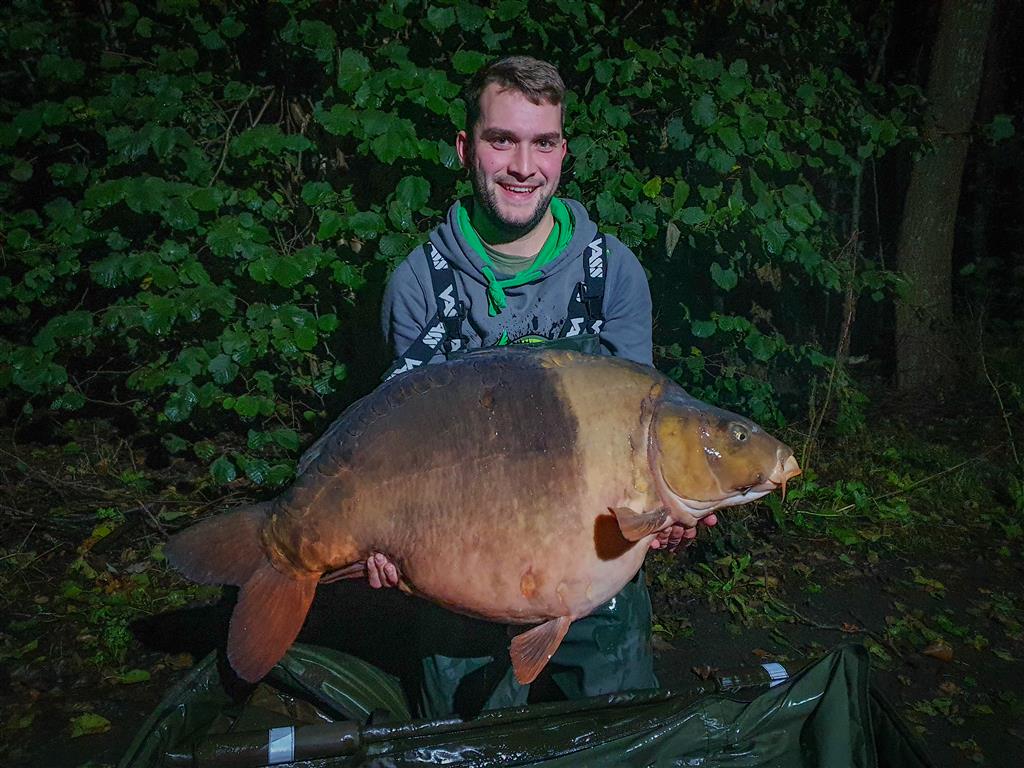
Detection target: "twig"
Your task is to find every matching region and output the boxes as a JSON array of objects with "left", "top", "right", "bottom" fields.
[
  {"left": 832, "top": 448, "right": 999, "bottom": 515},
  {"left": 252, "top": 88, "right": 276, "bottom": 128},
  {"left": 136, "top": 499, "right": 168, "bottom": 537},
  {"left": 210, "top": 86, "right": 257, "bottom": 186},
  {"left": 766, "top": 595, "right": 895, "bottom": 653},
  {"left": 975, "top": 311, "right": 1020, "bottom": 466}
]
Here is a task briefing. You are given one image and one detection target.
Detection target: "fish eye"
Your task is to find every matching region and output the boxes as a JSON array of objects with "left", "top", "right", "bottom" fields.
[{"left": 731, "top": 425, "right": 748, "bottom": 442}]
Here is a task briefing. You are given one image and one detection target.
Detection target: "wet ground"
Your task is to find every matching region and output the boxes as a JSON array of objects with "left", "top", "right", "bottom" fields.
[
  {"left": 5, "top": 519, "right": 1022, "bottom": 767},
  {"left": 2, "top": 413, "right": 1023, "bottom": 766}
]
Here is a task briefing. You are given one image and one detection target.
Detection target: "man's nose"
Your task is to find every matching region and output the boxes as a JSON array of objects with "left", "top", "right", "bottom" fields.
[{"left": 506, "top": 144, "right": 535, "bottom": 179}]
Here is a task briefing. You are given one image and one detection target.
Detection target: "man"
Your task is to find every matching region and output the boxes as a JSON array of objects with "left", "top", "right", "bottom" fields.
[{"left": 370, "top": 56, "right": 714, "bottom": 718}]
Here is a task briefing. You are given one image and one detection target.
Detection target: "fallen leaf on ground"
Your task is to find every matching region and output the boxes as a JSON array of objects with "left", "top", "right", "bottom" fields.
[
  {"left": 922, "top": 640, "right": 954, "bottom": 662},
  {"left": 165, "top": 653, "right": 193, "bottom": 670},
  {"left": 116, "top": 668, "right": 151, "bottom": 684},
  {"left": 70, "top": 712, "right": 111, "bottom": 738}
]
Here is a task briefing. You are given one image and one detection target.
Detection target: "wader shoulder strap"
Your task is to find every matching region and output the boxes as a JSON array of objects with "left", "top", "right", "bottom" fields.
[
  {"left": 383, "top": 242, "right": 466, "bottom": 381},
  {"left": 558, "top": 235, "right": 607, "bottom": 338}
]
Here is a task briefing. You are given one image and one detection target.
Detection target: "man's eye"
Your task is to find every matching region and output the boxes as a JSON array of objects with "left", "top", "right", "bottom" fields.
[{"left": 492, "top": 137, "right": 512, "bottom": 147}]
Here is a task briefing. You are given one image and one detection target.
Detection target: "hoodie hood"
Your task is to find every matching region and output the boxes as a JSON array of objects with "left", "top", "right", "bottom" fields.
[{"left": 430, "top": 198, "right": 600, "bottom": 294}]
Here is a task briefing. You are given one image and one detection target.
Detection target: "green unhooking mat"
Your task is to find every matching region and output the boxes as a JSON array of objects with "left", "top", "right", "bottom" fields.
[{"left": 119, "top": 643, "right": 933, "bottom": 768}]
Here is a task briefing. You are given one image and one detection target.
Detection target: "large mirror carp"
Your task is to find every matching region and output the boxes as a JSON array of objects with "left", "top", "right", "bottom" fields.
[{"left": 166, "top": 348, "right": 800, "bottom": 685}]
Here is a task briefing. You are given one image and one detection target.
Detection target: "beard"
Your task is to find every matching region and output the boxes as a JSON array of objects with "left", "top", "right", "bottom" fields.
[{"left": 470, "top": 162, "right": 556, "bottom": 240}]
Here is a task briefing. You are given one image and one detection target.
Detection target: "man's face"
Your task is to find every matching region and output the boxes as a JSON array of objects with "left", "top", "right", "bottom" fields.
[{"left": 456, "top": 83, "right": 567, "bottom": 234}]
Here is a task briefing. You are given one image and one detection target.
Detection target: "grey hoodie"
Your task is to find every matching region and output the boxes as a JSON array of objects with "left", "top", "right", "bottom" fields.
[{"left": 381, "top": 198, "right": 653, "bottom": 367}]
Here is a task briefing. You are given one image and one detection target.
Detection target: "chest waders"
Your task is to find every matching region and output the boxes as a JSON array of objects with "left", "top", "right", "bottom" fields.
[{"left": 386, "top": 237, "right": 657, "bottom": 719}]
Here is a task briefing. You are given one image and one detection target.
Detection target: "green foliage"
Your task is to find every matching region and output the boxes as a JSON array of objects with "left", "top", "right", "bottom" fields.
[{"left": 0, "top": 0, "right": 917, "bottom": 479}]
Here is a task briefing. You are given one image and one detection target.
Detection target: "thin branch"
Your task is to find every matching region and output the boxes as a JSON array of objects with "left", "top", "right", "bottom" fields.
[
  {"left": 975, "top": 311, "right": 1020, "bottom": 466},
  {"left": 210, "top": 86, "right": 257, "bottom": 186},
  {"left": 832, "top": 448, "right": 999, "bottom": 516}
]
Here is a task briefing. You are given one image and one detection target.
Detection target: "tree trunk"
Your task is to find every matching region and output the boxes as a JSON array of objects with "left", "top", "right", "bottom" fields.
[{"left": 894, "top": 0, "right": 995, "bottom": 391}]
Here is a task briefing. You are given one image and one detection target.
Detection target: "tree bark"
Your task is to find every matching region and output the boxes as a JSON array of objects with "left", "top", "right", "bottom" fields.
[{"left": 894, "top": 0, "right": 995, "bottom": 391}]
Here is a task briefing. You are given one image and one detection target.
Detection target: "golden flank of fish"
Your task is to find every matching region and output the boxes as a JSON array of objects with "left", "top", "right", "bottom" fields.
[{"left": 166, "top": 348, "right": 801, "bottom": 685}]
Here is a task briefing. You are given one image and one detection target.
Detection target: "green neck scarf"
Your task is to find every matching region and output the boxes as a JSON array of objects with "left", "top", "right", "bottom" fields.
[{"left": 457, "top": 198, "right": 574, "bottom": 316}]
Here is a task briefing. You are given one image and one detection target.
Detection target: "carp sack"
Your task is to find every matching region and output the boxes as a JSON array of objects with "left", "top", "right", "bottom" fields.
[{"left": 166, "top": 349, "right": 801, "bottom": 685}]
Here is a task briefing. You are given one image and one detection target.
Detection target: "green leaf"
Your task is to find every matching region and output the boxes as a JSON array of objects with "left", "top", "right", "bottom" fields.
[
  {"left": 188, "top": 187, "right": 222, "bottom": 212},
  {"left": 692, "top": 94, "right": 717, "bottom": 127},
  {"left": 338, "top": 48, "right": 371, "bottom": 92},
  {"left": 302, "top": 181, "right": 334, "bottom": 206},
  {"left": 495, "top": 0, "right": 527, "bottom": 20},
  {"left": 298, "top": 20, "right": 336, "bottom": 61},
  {"left": 210, "top": 456, "right": 238, "bottom": 484},
  {"left": 595, "top": 191, "right": 627, "bottom": 224},
  {"left": 456, "top": 3, "right": 488, "bottom": 30},
  {"left": 716, "top": 126, "right": 743, "bottom": 153},
  {"left": 710, "top": 262, "right": 738, "bottom": 291},
  {"left": 220, "top": 16, "right": 246, "bottom": 39},
  {"left": 760, "top": 220, "right": 790, "bottom": 255},
  {"left": 396, "top": 176, "right": 430, "bottom": 211},
  {"left": 987, "top": 114, "right": 1014, "bottom": 143},
  {"left": 164, "top": 198, "right": 199, "bottom": 230},
  {"left": 667, "top": 118, "right": 693, "bottom": 150},
  {"left": 207, "top": 354, "right": 238, "bottom": 385},
  {"left": 672, "top": 181, "right": 691, "bottom": 211},
  {"left": 70, "top": 713, "right": 111, "bottom": 738},
  {"left": 452, "top": 50, "right": 487, "bottom": 75},
  {"left": 691, "top": 319, "right": 717, "bottom": 338},
  {"left": 8, "top": 228, "right": 30, "bottom": 250},
  {"left": 10, "top": 158, "right": 33, "bottom": 182},
  {"left": 294, "top": 326, "right": 317, "bottom": 351},
  {"left": 642, "top": 177, "right": 662, "bottom": 199},
  {"left": 317, "top": 105, "right": 358, "bottom": 136},
  {"left": 426, "top": 6, "right": 456, "bottom": 30},
  {"left": 349, "top": 211, "right": 385, "bottom": 239},
  {"left": 117, "top": 669, "right": 152, "bottom": 684},
  {"left": 594, "top": 60, "right": 616, "bottom": 84},
  {"left": 784, "top": 204, "right": 814, "bottom": 232},
  {"left": 233, "top": 395, "right": 261, "bottom": 419},
  {"left": 317, "top": 210, "right": 345, "bottom": 240},
  {"left": 679, "top": 207, "right": 707, "bottom": 226},
  {"left": 125, "top": 177, "right": 166, "bottom": 214},
  {"left": 242, "top": 457, "right": 271, "bottom": 484}
]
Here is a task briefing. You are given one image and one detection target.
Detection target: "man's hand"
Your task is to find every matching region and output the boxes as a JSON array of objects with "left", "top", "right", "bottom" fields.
[
  {"left": 366, "top": 552, "right": 401, "bottom": 589},
  {"left": 649, "top": 514, "right": 718, "bottom": 553}
]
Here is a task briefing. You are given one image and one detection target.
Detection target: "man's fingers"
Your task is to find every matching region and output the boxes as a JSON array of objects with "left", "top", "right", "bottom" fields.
[
  {"left": 367, "top": 552, "right": 401, "bottom": 589},
  {"left": 367, "top": 554, "right": 382, "bottom": 589},
  {"left": 702, "top": 513, "right": 718, "bottom": 527}
]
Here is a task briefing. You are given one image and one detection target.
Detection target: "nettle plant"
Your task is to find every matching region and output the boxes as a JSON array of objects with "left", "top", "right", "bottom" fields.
[{"left": 0, "top": 0, "right": 915, "bottom": 484}]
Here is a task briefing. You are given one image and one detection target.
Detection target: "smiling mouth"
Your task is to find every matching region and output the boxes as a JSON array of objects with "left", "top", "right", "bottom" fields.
[{"left": 498, "top": 182, "right": 540, "bottom": 196}]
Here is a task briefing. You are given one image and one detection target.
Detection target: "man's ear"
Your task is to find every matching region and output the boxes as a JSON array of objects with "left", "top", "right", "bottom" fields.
[
  {"left": 455, "top": 130, "right": 470, "bottom": 168},
  {"left": 560, "top": 137, "right": 567, "bottom": 161}
]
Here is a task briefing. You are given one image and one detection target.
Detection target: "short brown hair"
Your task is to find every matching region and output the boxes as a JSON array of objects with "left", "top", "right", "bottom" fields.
[{"left": 463, "top": 56, "right": 566, "bottom": 136}]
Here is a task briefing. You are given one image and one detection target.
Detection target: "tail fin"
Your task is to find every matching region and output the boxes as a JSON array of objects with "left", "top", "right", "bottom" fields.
[
  {"left": 164, "top": 503, "right": 271, "bottom": 586},
  {"left": 165, "top": 503, "right": 318, "bottom": 682}
]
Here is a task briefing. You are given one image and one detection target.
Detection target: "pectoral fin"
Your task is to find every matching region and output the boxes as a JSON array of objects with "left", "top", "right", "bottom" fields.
[
  {"left": 509, "top": 616, "right": 572, "bottom": 684},
  {"left": 610, "top": 506, "right": 668, "bottom": 541}
]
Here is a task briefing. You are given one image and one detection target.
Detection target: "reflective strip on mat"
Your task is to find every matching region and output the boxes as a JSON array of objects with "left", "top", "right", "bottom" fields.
[
  {"left": 268, "top": 726, "right": 295, "bottom": 764},
  {"left": 762, "top": 662, "right": 789, "bottom": 687}
]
